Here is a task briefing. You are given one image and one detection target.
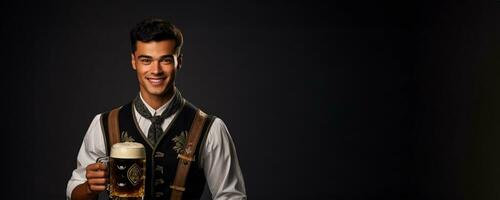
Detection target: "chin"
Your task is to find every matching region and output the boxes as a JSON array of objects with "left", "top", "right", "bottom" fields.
[{"left": 148, "top": 89, "right": 166, "bottom": 96}]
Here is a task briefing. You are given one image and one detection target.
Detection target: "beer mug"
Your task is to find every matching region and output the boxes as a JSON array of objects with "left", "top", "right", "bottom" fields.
[{"left": 97, "top": 142, "right": 146, "bottom": 199}]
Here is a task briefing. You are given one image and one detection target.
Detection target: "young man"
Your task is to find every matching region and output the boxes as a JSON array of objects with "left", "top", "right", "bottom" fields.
[{"left": 67, "top": 18, "right": 247, "bottom": 200}]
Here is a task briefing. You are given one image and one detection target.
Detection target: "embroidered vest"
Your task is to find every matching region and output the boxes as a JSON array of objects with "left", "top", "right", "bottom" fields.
[{"left": 100, "top": 100, "right": 215, "bottom": 200}]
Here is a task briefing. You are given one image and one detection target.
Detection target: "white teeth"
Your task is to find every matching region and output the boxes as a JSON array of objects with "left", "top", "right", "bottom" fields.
[{"left": 148, "top": 78, "right": 164, "bottom": 85}]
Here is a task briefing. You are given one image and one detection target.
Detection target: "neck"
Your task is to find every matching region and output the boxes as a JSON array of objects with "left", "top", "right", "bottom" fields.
[{"left": 140, "top": 87, "right": 175, "bottom": 110}]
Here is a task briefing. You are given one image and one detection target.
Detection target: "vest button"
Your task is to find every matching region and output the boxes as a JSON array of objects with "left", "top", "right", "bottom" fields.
[
  {"left": 155, "top": 178, "right": 165, "bottom": 186},
  {"left": 155, "top": 192, "right": 164, "bottom": 197},
  {"left": 155, "top": 151, "right": 165, "bottom": 158},
  {"left": 155, "top": 165, "right": 164, "bottom": 174}
]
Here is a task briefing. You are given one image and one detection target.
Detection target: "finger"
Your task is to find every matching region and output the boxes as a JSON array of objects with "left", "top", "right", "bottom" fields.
[
  {"left": 86, "top": 163, "right": 102, "bottom": 171},
  {"left": 89, "top": 185, "right": 106, "bottom": 192},
  {"left": 96, "top": 163, "right": 108, "bottom": 171},
  {"left": 86, "top": 171, "right": 107, "bottom": 179},
  {"left": 88, "top": 163, "right": 108, "bottom": 171},
  {"left": 86, "top": 164, "right": 108, "bottom": 175},
  {"left": 88, "top": 178, "right": 108, "bottom": 185}
]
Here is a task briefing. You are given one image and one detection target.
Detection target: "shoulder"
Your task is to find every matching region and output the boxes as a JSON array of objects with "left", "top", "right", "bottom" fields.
[
  {"left": 87, "top": 113, "right": 103, "bottom": 131},
  {"left": 85, "top": 106, "right": 122, "bottom": 139},
  {"left": 209, "top": 117, "right": 228, "bottom": 133},
  {"left": 102, "top": 104, "right": 127, "bottom": 115},
  {"left": 91, "top": 113, "right": 102, "bottom": 123},
  {"left": 82, "top": 113, "right": 106, "bottom": 151},
  {"left": 204, "top": 116, "right": 234, "bottom": 150},
  {"left": 184, "top": 101, "right": 230, "bottom": 141},
  {"left": 96, "top": 104, "right": 128, "bottom": 122}
]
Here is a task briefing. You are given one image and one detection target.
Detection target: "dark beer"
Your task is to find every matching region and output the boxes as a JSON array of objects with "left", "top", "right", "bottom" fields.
[{"left": 109, "top": 142, "right": 146, "bottom": 198}]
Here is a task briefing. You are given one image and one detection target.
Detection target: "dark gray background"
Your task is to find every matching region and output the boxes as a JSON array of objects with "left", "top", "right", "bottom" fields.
[{"left": 0, "top": 0, "right": 499, "bottom": 199}]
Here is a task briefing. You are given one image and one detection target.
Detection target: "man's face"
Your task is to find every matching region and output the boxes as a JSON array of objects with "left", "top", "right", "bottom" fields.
[{"left": 131, "top": 40, "right": 181, "bottom": 99}]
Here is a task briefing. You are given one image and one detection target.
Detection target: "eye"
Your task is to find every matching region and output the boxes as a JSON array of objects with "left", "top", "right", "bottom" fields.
[
  {"left": 140, "top": 59, "right": 152, "bottom": 65},
  {"left": 160, "top": 57, "right": 174, "bottom": 65}
]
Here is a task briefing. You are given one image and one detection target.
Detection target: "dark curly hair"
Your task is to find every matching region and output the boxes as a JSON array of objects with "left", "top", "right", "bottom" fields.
[{"left": 129, "top": 18, "right": 184, "bottom": 55}]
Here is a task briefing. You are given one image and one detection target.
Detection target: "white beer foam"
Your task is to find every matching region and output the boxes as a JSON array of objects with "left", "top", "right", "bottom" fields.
[{"left": 110, "top": 142, "right": 146, "bottom": 159}]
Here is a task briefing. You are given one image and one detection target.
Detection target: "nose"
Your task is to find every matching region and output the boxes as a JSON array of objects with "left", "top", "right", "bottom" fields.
[{"left": 151, "top": 60, "right": 163, "bottom": 74}]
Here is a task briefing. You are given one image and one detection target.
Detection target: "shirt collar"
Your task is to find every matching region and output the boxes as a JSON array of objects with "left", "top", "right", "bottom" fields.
[{"left": 138, "top": 93, "right": 173, "bottom": 116}]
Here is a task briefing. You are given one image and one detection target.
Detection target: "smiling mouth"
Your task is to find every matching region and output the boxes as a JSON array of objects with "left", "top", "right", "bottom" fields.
[{"left": 147, "top": 77, "right": 166, "bottom": 86}]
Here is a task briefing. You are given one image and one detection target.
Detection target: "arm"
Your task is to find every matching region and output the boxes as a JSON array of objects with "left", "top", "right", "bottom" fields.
[
  {"left": 70, "top": 181, "right": 95, "bottom": 200},
  {"left": 67, "top": 114, "right": 108, "bottom": 200},
  {"left": 201, "top": 118, "right": 247, "bottom": 200}
]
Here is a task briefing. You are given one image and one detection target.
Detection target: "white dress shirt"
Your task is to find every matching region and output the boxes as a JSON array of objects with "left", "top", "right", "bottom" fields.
[{"left": 66, "top": 94, "right": 247, "bottom": 199}]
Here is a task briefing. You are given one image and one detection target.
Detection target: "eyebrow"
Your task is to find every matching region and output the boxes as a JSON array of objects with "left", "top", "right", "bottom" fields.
[
  {"left": 137, "top": 55, "right": 152, "bottom": 59},
  {"left": 137, "top": 54, "right": 174, "bottom": 59},
  {"left": 160, "top": 55, "right": 174, "bottom": 59}
]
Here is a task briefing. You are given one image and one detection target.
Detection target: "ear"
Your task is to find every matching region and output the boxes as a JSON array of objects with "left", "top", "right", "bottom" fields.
[
  {"left": 176, "top": 53, "right": 183, "bottom": 70},
  {"left": 131, "top": 53, "right": 137, "bottom": 70}
]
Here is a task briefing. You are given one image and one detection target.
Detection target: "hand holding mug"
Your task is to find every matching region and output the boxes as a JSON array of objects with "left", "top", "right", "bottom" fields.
[{"left": 85, "top": 161, "right": 109, "bottom": 194}]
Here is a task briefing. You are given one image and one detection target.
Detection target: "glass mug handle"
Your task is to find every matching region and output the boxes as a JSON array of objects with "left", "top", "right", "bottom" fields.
[
  {"left": 96, "top": 156, "right": 109, "bottom": 166},
  {"left": 95, "top": 156, "right": 111, "bottom": 195}
]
